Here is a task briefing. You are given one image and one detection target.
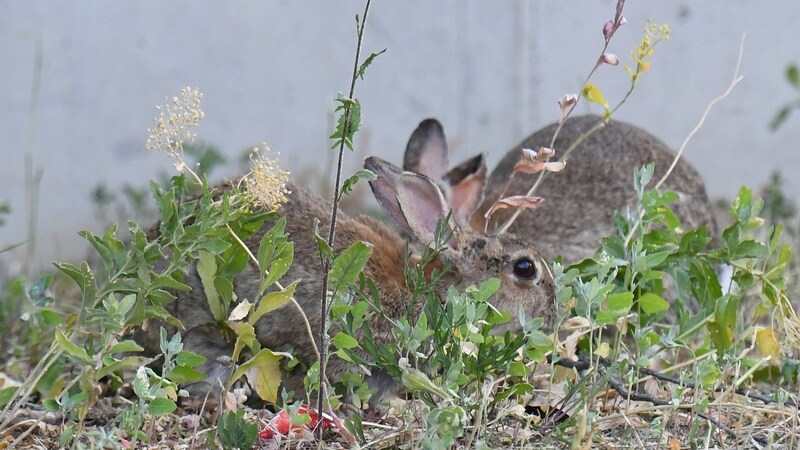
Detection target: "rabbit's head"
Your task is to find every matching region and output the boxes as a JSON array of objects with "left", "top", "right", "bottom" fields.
[{"left": 365, "top": 156, "right": 556, "bottom": 332}]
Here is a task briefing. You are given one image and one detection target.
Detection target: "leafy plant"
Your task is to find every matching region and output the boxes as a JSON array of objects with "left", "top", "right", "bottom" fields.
[
  {"left": 770, "top": 63, "right": 800, "bottom": 130},
  {"left": 217, "top": 409, "right": 258, "bottom": 450},
  {"left": 0, "top": 202, "right": 9, "bottom": 227}
]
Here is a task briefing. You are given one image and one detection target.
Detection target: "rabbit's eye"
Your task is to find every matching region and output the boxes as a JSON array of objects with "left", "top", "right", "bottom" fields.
[{"left": 513, "top": 258, "right": 538, "bottom": 280}]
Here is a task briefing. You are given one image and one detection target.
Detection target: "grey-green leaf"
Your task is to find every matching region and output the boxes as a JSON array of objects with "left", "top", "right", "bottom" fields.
[{"left": 330, "top": 241, "right": 373, "bottom": 297}]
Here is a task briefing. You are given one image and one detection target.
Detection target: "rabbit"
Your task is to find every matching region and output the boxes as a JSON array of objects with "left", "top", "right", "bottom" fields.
[
  {"left": 137, "top": 156, "right": 556, "bottom": 405},
  {"left": 402, "top": 115, "right": 718, "bottom": 265}
]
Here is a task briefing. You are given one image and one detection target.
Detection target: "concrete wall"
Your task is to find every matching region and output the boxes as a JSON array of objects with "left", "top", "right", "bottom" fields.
[{"left": 1, "top": 1, "right": 799, "bottom": 274}]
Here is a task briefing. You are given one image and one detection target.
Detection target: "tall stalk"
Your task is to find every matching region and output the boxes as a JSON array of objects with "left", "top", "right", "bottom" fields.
[{"left": 316, "top": 0, "right": 373, "bottom": 436}]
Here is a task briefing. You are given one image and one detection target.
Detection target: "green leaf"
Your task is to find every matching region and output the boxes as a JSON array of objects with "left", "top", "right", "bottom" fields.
[
  {"left": 357, "top": 49, "right": 386, "bottom": 80},
  {"left": 197, "top": 250, "right": 225, "bottom": 322},
  {"left": 257, "top": 218, "right": 294, "bottom": 290},
  {"left": 55, "top": 329, "right": 91, "bottom": 364},
  {"left": 788, "top": 64, "right": 799, "bottom": 89},
  {"left": 333, "top": 332, "right": 360, "bottom": 350},
  {"left": 402, "top": 368, "right": 451, "bottom": 399},
  {"left": 508, "top": 361, "right": 527, "bottom": 377},
  {"left": 494, "top": 383, "right": 534, "bottom": 404},
  {"left": 164, "top": 366, "right": 208, "bottom": 384},
  {"left": 770, "top": 106, "right": 793, "bottom": 131},
  {"left": 148, "top": 397, "right": 177, "bottom": 415},
  {"left": 0, "top": 386, "right": 17, "bottom": 408},
  {"left": 257, "top": 218, "right": 286, "bottom": 270},
  {"left": 96, "top": 356, "right": 151, "bottom": 380},
  {"left": 197, "top": 238, "right": 231, "bottom": 255},
  {"left": 42, "top": 398, "right": 59, "bottom": 412},
  {"left": 79, "top": 225, "right": 127, "bottom": 275},
  {"left": 109, "top": 340, "right": 144, "bottom": 354},
  {"left": 54, "top": 262, "right": 96, "bottom": 305},
  {"left": 250, "top": 281, "right": 297, "bottom": 325},
  {"left": 330, "top": 241, "right": 373, "bottom": 297},
  {"left": 330, "top": 96, "right": 362, "bottom": 150},
  {"left": 217, "top": 410, "right": 258, "bottom": 450},
  {"left": 38, "top": 309, "right": 64, "bottom": 326},
  {"left": 638, "top": 292, "right": 669, "bottom": 315},
  {"left": 176, "top": 351, "right": 207, "bottom": 368},
  {"left": 229, "top": 322, "right": 257, "bottom": 363},
  {"left": 606, "top": 292, "right": 634, "bottom": 314},
  {"left": 341, "top": 169, "right": 377, "bottom": 197},
  {"left": 679, "top": 227, "right": 712, "bottom": 255},
  {"left": 313, "top": 220, "right": 334, "bottom": 261},
  {"left": 733, "top": 240, "right": 768, "bottom": 259},
  {"left": 708, "top": 295, "right": 738, "bottom": 353},
  {"left": 475, "top": 278, "right": 501, "bottom": 302}
]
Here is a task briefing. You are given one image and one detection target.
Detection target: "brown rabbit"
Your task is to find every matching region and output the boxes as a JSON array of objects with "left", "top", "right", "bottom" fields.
[
  {"left": 138, "top": 156, "right": 556, "bottom": 402},
  {"left": 403, "top": 115, "right": 718, "bottom": 265}
]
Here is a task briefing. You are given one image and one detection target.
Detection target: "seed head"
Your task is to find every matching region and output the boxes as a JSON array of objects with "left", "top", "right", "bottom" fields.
[
  {"left": 146, "top": 87, "right": 205, "bottom": 171},
  {"left": 245, "top": 144, "right": 290, "bottom": 211}
]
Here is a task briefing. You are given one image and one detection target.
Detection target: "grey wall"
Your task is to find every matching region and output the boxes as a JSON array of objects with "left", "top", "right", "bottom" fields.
[{"left": 2, "top": 1, "right": 799, "bottom": 274}]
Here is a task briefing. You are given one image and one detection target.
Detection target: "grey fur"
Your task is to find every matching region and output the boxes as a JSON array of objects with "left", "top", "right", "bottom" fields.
[{"left": 403, "top": 115, "right": 717, "bottom": 265}]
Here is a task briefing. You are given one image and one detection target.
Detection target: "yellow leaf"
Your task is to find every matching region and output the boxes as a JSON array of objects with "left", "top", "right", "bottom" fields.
[
  {"left": 246, "top": 353, "right": 284, "bottom": 403},
  {"left": 756, "top": 327, "right": 780, "bottom": 359},
  {"left": 597, "top": 342, "right": 610, "bottom": 358},
  {"left": 581, "top": 82, "right": 609, "bottom": 111},
  {"left": 229, "top": 349, "right": 291, "bottom": 403}
]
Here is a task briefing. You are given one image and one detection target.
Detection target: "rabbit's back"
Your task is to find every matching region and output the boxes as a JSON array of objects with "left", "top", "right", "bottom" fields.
[{"left": 480, "top": 115, "right": 717, "bottom": 263}]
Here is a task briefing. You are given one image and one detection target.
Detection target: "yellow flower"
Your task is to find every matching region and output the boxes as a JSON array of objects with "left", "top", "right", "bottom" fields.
[{"left": 245, "top": 144, "right": 290, "bottom": 211}]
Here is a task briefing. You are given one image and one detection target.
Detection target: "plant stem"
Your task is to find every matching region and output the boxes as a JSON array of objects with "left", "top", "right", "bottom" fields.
[
  {"left": 23, "top": 36, "right": 43, "bottom": 277},
  {"left": 224, "top": 224, "right": 320, "bottom": 360},
  {"left": 316, "top": 0, "right": 372, "bottom": 435},
  {"left": 494, "top": 2, "right": 623, "bottom": 235}
]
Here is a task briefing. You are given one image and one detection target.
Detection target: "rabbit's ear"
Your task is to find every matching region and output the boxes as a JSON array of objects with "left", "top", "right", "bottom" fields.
[
  {"left": 365, "top": 156, "right": 412, "bottom": 234},
  {"left": 367, "top": 156, "right": 457, "bottom": 249},
  {"left": 403, "top": 119, "right": 449, "bottom": 182},
  {"left": 395, "top": 172, "right": 456, "bottom": 249},
  {"left": 443, "top": 154, "right": 487, "bottom": 227}
]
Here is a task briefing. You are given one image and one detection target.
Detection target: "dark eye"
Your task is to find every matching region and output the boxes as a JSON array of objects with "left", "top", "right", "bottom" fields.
[{"left": 513, "top": 258, "right": 538, "bottom": 279}]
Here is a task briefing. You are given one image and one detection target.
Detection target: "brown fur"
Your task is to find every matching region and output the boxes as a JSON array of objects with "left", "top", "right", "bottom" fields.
[{"left": 137, "top": 162, "right": 556, "bottom": 403}]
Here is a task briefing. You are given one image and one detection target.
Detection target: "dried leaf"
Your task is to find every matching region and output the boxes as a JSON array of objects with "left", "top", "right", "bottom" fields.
[
  {"left": 522, "top": 147, "right": 555, "bottom": 161},
  {"left": 513, "top": 159, "right": 547, "bottom": 174},
  {"left": 228, "top": 299, "right": 252, "bottom": 321},
  {"left": 513, "top": 147, "right": 564, "bottom": 174},
  {"left": 600, "top": 53, "right": 620, "bottom": 66},
  {"left": 543, "top": 161, "right": 566, "bottom": 172},
  {"left": 558, "top": 94, "right": 578, "bottom": 120},
  {"left": 485, "top": 196, "right": 544, "bottom": 219}
]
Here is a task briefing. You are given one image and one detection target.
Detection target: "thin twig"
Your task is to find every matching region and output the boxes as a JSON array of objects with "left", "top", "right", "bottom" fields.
[
  {"left": 22, "top": 36, "right": 43, "bottom": 276},
  {"left": 224, "top": 224, "right": 319, "bottom": 360},
  {"left": 0, "top": 346, "right": 60, "bottom": 431},
  {"left": 623, "top": 34, "right": 745, "bottom": 247},
  {"left": 495, "top": 1, "right": 626, "bottom": 235},
  {"left": 317, "top": 0, "right": 373, "bottom": 435},
  {"left": 606, "top": 375, "right": 742, "bottom": 441},
  {"left": 555, "top": 354, "right": 795, "bottom": 408}
]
